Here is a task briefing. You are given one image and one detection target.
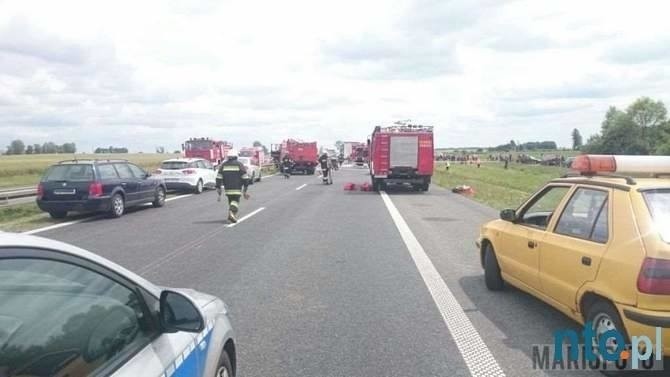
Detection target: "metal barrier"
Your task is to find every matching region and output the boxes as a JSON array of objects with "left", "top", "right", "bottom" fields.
[{"left": 0, "top": 186, "right": 37, "bottom": 205}]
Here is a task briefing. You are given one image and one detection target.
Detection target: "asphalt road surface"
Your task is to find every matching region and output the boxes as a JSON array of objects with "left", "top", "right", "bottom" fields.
[{"left": 31, "top": 167, "right": 660, "bottom": 377}]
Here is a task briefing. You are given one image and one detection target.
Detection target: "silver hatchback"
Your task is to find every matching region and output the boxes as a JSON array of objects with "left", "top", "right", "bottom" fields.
[{"left": 0, "top": 232, "right": 235, "bottom": 377}]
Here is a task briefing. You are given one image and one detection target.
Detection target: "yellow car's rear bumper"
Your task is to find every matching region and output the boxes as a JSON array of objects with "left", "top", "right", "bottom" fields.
[{"left": 621, "top": 305, "right": 670, "bottom": 356}]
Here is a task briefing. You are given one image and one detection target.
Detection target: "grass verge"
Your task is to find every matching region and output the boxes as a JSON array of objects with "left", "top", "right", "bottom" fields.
[
  {"left": 0, "top": 203, "right": 54, "bottom": 232},
  {"left": 433, "top": 162, "right": 568, "bottom": 210}
]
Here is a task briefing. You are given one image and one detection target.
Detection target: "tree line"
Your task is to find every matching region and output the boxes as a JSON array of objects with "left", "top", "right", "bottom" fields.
[
  {"left": 5, "top": 140, "right": 76, "bottom": 155},
  {"left": 492, "top": 140, "right": 558, "bottom": 152},
  {"left": 583, "top": 97, "right": 670, "bottom": 155}
]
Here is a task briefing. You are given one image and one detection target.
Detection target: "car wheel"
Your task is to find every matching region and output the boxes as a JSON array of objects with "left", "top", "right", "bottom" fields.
[
  {"left": 215, "top": 349, "right": 234, "bottom": 377},
  {"left": 194, "top": 179, "right": 204, "bottom": 194},
  {"left": 484, "top": 244, "right": 504, "bottom": 291},
  {"left": 152, "top": 187, "right": 166, "bottom": 207},
  {"left": 585, "top": 300, "right": 628, "bottom": 361},
  {"left": 109, "top": 194, "right": 125, "bottom": 218},
  {"left": 49, "top": 211, "right": 67, "bottom": 219}
]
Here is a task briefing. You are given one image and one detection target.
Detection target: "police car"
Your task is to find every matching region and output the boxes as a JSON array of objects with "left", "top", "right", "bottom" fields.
[
  {"left": 0, "top": 232, "right": 236, "bottom": 377},
  {"left": 477, "top": 155, "right": 670, "bottom": 358}
]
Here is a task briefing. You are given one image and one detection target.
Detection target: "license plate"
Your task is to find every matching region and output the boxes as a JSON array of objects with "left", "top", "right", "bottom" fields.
[{"left": 54, "top": 189, "right": 76, "bottom": 195}]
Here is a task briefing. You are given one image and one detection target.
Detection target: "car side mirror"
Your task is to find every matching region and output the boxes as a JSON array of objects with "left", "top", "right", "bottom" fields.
[
  {"left": 500, "top": 209, "right": 517, "bottom": 222},
  {"left": 159, "top": 290, "right": 204, "bottom": 333}
]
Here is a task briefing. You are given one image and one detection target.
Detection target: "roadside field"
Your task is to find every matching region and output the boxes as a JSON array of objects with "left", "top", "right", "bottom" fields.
[
  {"left": 0, "top": 153, "right": 180, "bottom": 188},
  {"left": 433, "top": 161, "right": 568, "bottom": 210},
  {"left": 0, "top": 202, "right": 55, "bottom": 232}
]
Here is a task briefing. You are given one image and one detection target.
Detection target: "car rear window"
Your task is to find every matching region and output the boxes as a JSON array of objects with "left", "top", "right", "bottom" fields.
[
  {"left": 160, "top": 161, "right": 194, "bottom": 170},
  {"left": 42, "top": 164, "right": 94, "bottom": 182},
  {"left": 643, "top": 189, "right": 670, "bottom": 243}
]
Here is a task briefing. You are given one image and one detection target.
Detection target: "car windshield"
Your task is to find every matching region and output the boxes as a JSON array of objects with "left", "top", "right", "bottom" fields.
[
  {"left": 643, "top": 189, "right": 670, "bottom": 243},
  {"left": 160, "top": 161, "right": 191, "bottom": 170},
  {"left": 42, "top": 165, "right": 94, "bottom": 182}
]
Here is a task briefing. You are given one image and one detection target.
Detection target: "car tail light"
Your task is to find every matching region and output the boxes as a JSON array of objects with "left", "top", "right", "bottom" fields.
[
  {"left": 88, "top": 182, "right": 103, "bottom": 197},
  {"left": 36, "top": 183, "right": 44, "bottom": 200},
  {"left": 637, "top": 257, "right": 670, "bottom": 295},
  {"left": 182, "top": 169, "right": 196, "bottom": 175}
]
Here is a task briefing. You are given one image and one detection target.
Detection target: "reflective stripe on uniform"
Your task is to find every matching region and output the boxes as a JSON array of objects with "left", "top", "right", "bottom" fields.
[
  {"left": 230, "top": 201, "right": 239, "bottom": 208},
  {"left": 241, "top": 174, "right": 250, "bottom": 180},
  {"left": 222, "top": 165, "right": 240, "bottom": 171},
  {"left": 216, "top": 173, "right": 223, "bottom": 179},
  {"left": 225, "top": 190, "right": 242, "bottom": 195}
]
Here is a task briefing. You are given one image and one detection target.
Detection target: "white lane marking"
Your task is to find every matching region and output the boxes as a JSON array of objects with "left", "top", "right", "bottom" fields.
[
  {"left": 380, "top": 191, "right": 506, "bottom": 377},
  {"left": 23, "top": 216, "right": 102, "bottom": 235},
  {"left": 295, "top": 184, "right": 307, "bottom": 191},
  {"left": 226, "top": 207, "right": 265, "bottom": 228},
  {"left": 166, "top": 194, "right": 193, "bottom": 202},
  {"left": 23, "top": 193, "right": 194, "bottom": 235}
]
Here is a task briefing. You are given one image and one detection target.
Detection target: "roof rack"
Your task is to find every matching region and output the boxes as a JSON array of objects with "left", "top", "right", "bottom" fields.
[
  {"left": 58, "top": 159, "right": 129, "bottom": 164},
  {"left": 561, "top": 172, "right": 637, "bottom": 185},
  {"left": 376, "top": 123, "right": 433, "bottom": 133}
]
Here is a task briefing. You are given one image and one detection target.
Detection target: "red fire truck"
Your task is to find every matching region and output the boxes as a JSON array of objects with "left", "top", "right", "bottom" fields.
[
  {"left": 351, "top": 144, "right": 369, "bottom": 166},
  {"left": 239, "top": 147, "right": 265, "bottom": 166},
  {"left": 368, "top": 123, "right": 434, "bottom": 191},
  {"left": 271, "top": 139, "right": 318, "bottom": 175},
  {"left": 182, "top": 138, "right": 233, "bottom": 164}
]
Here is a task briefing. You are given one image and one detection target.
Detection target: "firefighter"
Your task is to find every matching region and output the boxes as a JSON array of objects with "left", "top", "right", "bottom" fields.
[
  {"left": 319, "top": 152, "right": 332, "bottom": 184},
  {"left": 216, "top": 149, "right": 251, "bottom": 223},
  {"left": 281, "top": 155, "right": 292, "bottom": 178}
]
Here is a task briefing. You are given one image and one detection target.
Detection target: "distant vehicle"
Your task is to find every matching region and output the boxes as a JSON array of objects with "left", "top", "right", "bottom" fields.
[
  {"left": 275, "top": 139, "right": 318, "bottom": 175},
  {"left": 239, "top": 147, "right": 265, "bottom": 167},
  {"left": 477, "top": 155, "right": 670, "bottom": 360},
  {"left": 182, "top": 137, "right": 233, "bottom": 164},
  {"left": 517, "top": 154, "right": 541, "bottom": 164},
  {"left": 351, "top": 144, "right": 369, "bottom": 166},
  {"left": 369, "top": 122, "right": 434, "bottom": 191},
  {"left": 540, "top": 154, "right": 563, "bottom": 166},
  {"left": 153, "top": 158, "right": 217, "bottom": 194},
  {"left": 0, "top": 232, "right": 236, "bottom": 377},
  {"left": 237, "top": 157, "right": 262, "bottom": 183},
  {"left": 36, "top": 159, "right": 167, "bottom": 219}
]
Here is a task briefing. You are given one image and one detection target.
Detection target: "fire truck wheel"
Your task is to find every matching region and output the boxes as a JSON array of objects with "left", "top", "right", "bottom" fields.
[{"left": 194, "top": 179, "right": 204, "bottom": 194}]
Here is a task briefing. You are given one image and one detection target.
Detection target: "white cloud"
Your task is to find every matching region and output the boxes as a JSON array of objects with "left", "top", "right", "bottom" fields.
[{"left": 1, "top": 0, "right": 670, "bottom": 152}]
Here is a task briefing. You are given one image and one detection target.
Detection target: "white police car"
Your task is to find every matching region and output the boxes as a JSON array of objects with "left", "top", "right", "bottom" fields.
[{"left": 0, "top": 232, "right": 236, "bottom": 377}]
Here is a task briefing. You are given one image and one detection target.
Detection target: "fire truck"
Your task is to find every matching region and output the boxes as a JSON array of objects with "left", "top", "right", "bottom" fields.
[
  {"left": 351, "top": 144, "right": 369, "bottom": 166},
  {"left": 270, "top": 139, "right": 318, "bottom": 175},
  {"left": 182, "top": 138, "right": 233, "bottom": 164},
  {"left": 368, "top": 122, "right": 434, "bottom": 191},
  {"left": 239, "top": 147, "right": 265, "bottom": 166}
]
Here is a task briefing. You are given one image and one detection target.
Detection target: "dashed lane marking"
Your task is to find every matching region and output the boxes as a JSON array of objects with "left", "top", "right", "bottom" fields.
[
  {"left": 226, "top": 207, "right": 265, "bottom": 228},
  {"left": 380, "top": 191, "right": 506, "bottom": 377},
  {"left": 295, "top": 184, "right": 307, "bottom": 191}
]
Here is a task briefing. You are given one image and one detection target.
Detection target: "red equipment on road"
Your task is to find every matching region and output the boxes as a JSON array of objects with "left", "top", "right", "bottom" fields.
[
  {"left": 272, "top": 139, "right": 318, "bottom": 175},
  {"left": 368, "top": 122, "right": 434, "bottom": 191},
  {"left": 182, "top": 138, "right": 233, "bottom": 164}
]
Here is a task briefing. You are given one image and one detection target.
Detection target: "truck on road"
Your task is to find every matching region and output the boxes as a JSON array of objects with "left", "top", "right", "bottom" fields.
[
  {"left": 182, "top": 137, "right": 233, "bottom": 165},
  {"left": 273, "top": 139, "right": 318, "bottom": 175},
  {"left": 368, "top": 123, "right": 434, "bottom": 191}
]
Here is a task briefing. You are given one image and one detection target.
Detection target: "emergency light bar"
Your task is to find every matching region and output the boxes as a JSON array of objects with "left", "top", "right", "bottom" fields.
[{"left": 572, "top": 155, "right": 670, "bottom": 176}]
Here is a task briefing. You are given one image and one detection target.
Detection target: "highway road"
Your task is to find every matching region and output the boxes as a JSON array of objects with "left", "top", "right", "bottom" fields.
[{"left": 28, "top": 167, "right": 652, "bottom": 377}]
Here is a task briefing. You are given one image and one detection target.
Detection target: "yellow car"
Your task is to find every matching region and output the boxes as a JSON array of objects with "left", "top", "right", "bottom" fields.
[{"left": 477, "top": 155, "right": 670, "bottom": 357}]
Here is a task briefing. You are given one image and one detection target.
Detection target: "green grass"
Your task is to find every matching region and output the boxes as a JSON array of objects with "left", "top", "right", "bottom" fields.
[
  {"left": 0, "top": 203, "right": 53, "bottom": 232},
  {"left": 433, "top": 162, "right": 568, "bottom": 210},
  {"left": 0, "top": 153, "right": 180, "bottom": 188}
]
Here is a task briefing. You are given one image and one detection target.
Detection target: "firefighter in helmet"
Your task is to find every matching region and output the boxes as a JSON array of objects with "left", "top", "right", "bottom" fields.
[
  {"left": 319, "top": 152, "right": 332, "bottom": 184},
  {"left": 216, "top": 149, "right": 250, "bottom": 223}
]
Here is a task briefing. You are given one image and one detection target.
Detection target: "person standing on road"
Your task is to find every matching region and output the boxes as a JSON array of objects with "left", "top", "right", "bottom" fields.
[
  {"left": 216, "top": 149, "right": 251, "bottom": 223},
  {"left": 318, "top": 152, "right": 332, "bottom": 184},
  {"left": 281, "top": 155, "right": 292, "bottom": 179}
]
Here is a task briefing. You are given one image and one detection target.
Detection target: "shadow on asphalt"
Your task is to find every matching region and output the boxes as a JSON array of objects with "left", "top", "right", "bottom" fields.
[
  {"left": 459, "top": 275, "right": 667, "bottom": 376},
  {"left": 192, "top": 219, "right": 228, "bottom": 225}
]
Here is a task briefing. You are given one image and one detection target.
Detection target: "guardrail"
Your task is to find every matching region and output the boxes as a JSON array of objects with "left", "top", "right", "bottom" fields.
[{"left": 0, "top": 186, "right": 37, "bottom": 204}]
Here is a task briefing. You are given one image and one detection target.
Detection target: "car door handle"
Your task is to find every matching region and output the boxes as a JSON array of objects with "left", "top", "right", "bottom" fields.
[
  {"left": 527, "top": 240, "right": 537, "bottom": 249},
  {"left": 582, "top": 256, "right": 592, "bottom": 266}
]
